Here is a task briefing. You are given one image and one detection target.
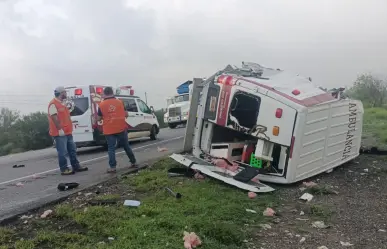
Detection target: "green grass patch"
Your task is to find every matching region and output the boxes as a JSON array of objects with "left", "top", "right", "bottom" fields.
[
  {"left": 307, "top": 186, "right": 338, "bottom": 195},
  {"left": 309, "top": 204, "right": 333, "bottom": 220},
  {"left": 4, "top": 158, "right": 278, "bottom": 249},
  {"left": 362, "top": 107, "right": 387, "bottom": 148}
]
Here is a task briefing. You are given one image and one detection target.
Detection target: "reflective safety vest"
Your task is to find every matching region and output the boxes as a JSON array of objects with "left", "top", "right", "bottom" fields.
[
  {"left": 99, "top": 97, "right": 127, "bottom": 135},
  {"left": 48, "top": 98, "right": 73, "bottom": 137}
]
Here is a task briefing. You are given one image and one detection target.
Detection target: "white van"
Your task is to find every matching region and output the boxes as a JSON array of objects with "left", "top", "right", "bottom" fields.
[
  {"left": 170, "top": 62, "right": 364, "bottom": 192},
  {"left": 63, "top": 85, "right": 160, "bottom": 148}
]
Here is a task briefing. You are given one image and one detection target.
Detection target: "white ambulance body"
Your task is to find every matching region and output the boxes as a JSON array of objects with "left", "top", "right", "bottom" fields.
[
  {"left": 64, "top": 85, "right": 160, "bottom": 148},
  {"left": 170, "top": 62, "right": 363, "bottom": 191}
]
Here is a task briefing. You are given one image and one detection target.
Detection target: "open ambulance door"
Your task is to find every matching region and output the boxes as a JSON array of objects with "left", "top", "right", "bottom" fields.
[{"left": 170, "top": 154, "right": 275, "bottom": 193}]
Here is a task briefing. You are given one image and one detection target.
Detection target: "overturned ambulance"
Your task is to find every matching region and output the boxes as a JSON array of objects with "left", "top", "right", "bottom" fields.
[{"left": 170, "top": 62, "right": 363, "bottom": 192}]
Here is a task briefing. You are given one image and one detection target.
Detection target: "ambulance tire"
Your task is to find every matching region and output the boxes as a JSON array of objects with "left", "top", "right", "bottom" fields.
[
  {"left": 168, "top": 123, "right": 177, "bottom": 129},
  {"left": 150, "top": 125, "right": 157, "bottom": 140}
]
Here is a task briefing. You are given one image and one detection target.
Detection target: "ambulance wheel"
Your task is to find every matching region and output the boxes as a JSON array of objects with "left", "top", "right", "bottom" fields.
[
  {"left": 150, "top": 125, "right": 157, "bottom": 140},
  {"left": 168, "top": 123, "right": 177, "bottom": 129}
]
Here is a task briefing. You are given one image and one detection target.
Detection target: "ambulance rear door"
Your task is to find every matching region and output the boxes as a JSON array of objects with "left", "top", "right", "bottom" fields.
[{"left": 65, "top": 86, "right": 94, "bottom": 143}]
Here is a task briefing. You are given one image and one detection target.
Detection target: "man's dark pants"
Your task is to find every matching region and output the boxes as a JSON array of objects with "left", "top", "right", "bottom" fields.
[{"left": 105, "top": 130, "right": 136, "bottom": 168}]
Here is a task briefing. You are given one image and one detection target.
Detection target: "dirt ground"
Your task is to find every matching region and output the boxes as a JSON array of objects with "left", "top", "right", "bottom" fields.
[{"left": 254, "top": 154, "right": 387, "bottom": 249}]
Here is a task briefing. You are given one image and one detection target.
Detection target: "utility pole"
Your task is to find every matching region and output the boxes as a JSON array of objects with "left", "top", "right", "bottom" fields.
[{"left": 145, "top": 92, "right": 148, "bottom": 104}]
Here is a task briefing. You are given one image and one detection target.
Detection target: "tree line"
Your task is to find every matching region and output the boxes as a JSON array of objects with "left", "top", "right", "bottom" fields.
[{"left": 0, "top": 73, "right": 385, "bottom": 156}]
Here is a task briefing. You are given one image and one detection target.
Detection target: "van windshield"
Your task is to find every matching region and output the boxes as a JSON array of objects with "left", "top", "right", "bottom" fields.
[{"left": 69, "top": 97, "right": 89, "bottom": 116}]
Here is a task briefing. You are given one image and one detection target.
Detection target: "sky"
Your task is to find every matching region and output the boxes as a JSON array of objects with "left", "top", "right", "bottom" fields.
[{"left": 0, "top": 0, "right": 386, "bottom": 114}]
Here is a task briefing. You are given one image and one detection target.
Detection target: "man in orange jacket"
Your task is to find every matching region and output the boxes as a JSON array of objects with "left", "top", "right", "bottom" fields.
[
  {"left": 48, "top": 86, "right": 88, "bottom": 175},
  {"left": 98, "top": 87, "right": 137, "bottom": 173}
]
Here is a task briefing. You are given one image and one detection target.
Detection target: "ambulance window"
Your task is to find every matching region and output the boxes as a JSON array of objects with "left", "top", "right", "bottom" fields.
[
  {"left": 137, "top": 99, "right": 152, "bottom": 114},
  {"left": 70, "top": 97, "right": 89, "bottom": 116},
  {"left": 123, "top": 99, "right": 138, "bottom": 112}
]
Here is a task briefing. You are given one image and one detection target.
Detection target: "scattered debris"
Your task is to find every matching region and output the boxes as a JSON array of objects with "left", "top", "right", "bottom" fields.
[
  {"left": 300, "top": 193, "right": 314, "bottom": 202},
  {"left": 23, "top": 220, "right": 28, "bottom": 224},
  {"left": 260, "top": 224, "right": 272, "bottom": 230},
  {"left": 299, "top": 187, "right": 307, "bottom": 192},
  {"left": 12, "top": 164, "right": 25, "bottom": 168},
  {"left": 312, "top": 221, "right": 329, "bottom": 229},
  {"left": 20, "top": 215, "right": 33, "bottom": 220},
  {"left": 296, "top": 218, "right": 309, "bottom": 221},
  {"left": 194, "top": 172, "right": 205, "bottom": 180},
  {"left": 364, "top": 168, "right": 369, "bottom": 173},
  {"left": 168, "top": 167, "right": 196, "bottom": 178},
  {"left": 157, "top": 147, "right": 168, "bottom": 152},
  {"left": 85, "top": 193, "right": 93, "bottom": 197},
  {"left": 299, "top": 237, "right": 306, "bottom": 243},
  {"left": 123, "top": 200, "right": 141, "bottom": 207},
  {"left": 108, "top": 237, "right": 115, "bottom": 241},
  {"left": 16, "top": 182, "right": 24, "bottom": 187},
  {"left": 263, "top": 208, "right": 276, "bottom": 217},
  {"left": 248, "top": 192, "right": 257, "bottom": 199},
  {"left": 57, "top": 182, "right": 79, "bottom": 191},
  {"left": 318, "top": 246, "right": 328, "bottom": 249},
  {"left": 40, "top": 210, "right": 53, "bottom": 218},
  {"left": 300, "top": 211, "right": 305, "bottom": 216},
  {"left": 165, "top": 187, "right": 182, "bottom": 199},
  {"left": 340, "top": 241, "right": 354, "bottom": 247},
  {"left": 246, "top": 209, "right": 257, "bottom": 214},
  {"left": 378, "top": 229, "right": 386, "bottom": 233},
  {"left": 183, "top": 231, "right": 202, "bottom": 249},
  {"left": 303, "top": 181, "right": 318, "bottom": 188}
]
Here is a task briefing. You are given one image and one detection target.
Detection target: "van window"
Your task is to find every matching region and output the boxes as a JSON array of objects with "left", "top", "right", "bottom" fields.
[
  {"left": 69, "top": 97, "right": 89, "bottom": 116},
  {"left": 123, "top": 99, "right": 138, "bottom": 112},
  {"left": 137, "top": 99, "right": 152, "bottom": 114}
]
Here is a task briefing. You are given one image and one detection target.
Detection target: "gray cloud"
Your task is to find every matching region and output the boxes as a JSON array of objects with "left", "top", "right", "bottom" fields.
[{"left": 0, "top": 0, "right": 387, "bottom": 113}]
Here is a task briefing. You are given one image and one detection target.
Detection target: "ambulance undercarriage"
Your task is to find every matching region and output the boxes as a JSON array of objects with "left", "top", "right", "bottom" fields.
[{"left": 170, "top": 62, "right": 363, "bottom": 192}]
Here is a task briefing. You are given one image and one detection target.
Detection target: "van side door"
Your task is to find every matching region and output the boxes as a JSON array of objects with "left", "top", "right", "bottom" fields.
[
  {"left": 121, "top": 98, "right": 143, "bottom": 131},
  {"left": 136, "top": 99, "right": 155, "bottom": 130}
]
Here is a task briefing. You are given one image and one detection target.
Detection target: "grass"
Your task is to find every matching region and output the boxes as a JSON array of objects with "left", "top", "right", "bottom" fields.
[
  {"left": 1, "top": 159, "right": 278, "bottom": 249},
  {"left": 362, "top": 107, "right": 387, "bottom": 148}
]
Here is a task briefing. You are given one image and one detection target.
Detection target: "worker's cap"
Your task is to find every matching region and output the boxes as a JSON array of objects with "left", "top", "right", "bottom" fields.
[{"left": 54, "top": 86, "right": 66, "bottom": 94}]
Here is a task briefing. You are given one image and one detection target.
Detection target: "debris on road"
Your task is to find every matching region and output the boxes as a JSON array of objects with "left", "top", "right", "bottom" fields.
[
  {"left": 299, "top": 237, "right": 306, "bottom": 243},
  {"left": 57, "top": 182, "right": 79, "bottom": 191},
  {"left": 300, "top": 211, "right": 305, "bottom": 216},
  {"left": 123, "top": 200, "right": 141, "bottom": 207},
  {"left": 15, "top": 182, "right": 24, "bottom": 187},
  {"left": 248, "top": 192, "right": 257, "bottom": 199},
  {"left": 183, "top": 231, "right": 202, "bottom": 249},
  {"left": 312, "top": 221, "right": 329, "bottom": 229},
  {"left": 318, "top": 246, "right": 329, "bottom": 249},
  {"left": 84, "top": 193, "right": 93, "bottom": 197},
  {"left": 300, "top": 193, "right": 314, "bottom": 202},
  {"left": 340, "top": 241, "right": 354, "bottom": 247},
  {"left": 12, "top": 164, "right": 25, "bottom": 168},
  {"left": 165, "top": 187, "right": 182, "bottom": 199},
  {"left": 157, "top": 147, "right": 168, "bottom": 152},
  {"left": 378, "top": 229, "right": 386, "bottom": 233},
  {"left": 364, "top": 168, "right": 369, "bottom": 173},
  {"left": 40, "top": 210, "right": 53, "bottom": 218},
  {"left": 263, "top": 207, "right": 276, "bottom": 217}
]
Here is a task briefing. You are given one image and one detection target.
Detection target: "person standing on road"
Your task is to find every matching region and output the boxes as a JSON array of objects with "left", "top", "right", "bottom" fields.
[
  {"left": 98, "top": 87, "right": 137, "bottom": 173},
  {"left": 48, "top": 86, "right": 89, "bottom": 175}
]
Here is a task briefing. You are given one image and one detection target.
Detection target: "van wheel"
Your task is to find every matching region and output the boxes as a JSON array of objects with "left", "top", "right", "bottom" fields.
[
  {"left": 168, "top": 123, "right": 177, "bottom": 129},
  {"left": 150, "top": 126, "right": 158, "bottom": 140}
]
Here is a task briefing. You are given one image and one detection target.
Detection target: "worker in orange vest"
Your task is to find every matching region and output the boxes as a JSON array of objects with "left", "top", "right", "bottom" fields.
[
  {"left": 48, "top": 86, "right": 88, "bottom": 175},
  {"left": 97, "top": 87, "right": 137, "bottom": 173}
]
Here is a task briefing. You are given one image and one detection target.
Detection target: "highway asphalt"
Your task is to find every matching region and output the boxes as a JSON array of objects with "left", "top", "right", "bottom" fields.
[{"left": 0, "top": 127, "right": 185, "bottom": 222}]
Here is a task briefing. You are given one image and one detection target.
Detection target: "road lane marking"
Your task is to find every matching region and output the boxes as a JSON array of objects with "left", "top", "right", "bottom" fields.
[{"left": 0, "top": 136, "right": 183, "bottom": 186}]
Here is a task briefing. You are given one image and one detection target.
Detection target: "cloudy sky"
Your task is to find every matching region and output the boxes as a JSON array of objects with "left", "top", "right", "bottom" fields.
[{"left": 0, "top": 0, "right": 386, "bottom": 113}]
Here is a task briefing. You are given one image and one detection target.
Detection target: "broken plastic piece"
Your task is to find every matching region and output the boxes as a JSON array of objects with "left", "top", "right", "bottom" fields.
[
  {"left": 246, "top": 209, "right": 257, "bottom": 214},
  {"left": 312, "top": 221, "right": 329, "bottom": 229},
  {"left": 340, "top": 241, "right": 354, "bottom": 247},
  {"left": 183, "top": 231, "right": 202, "bottom": 249},
  {"left": 248, "top": 192, "right": 257, "bottom": 199},
  {"left": 300, "top": 193, "right": 314, "bottom": 202},
  {"left": 123, "top": 200, "right": 141, "bottom": 207},
  {"left": 263, "top": 208, "right": 276, "bottom": 217},
  {"left": 40, "top": 210, "right": 53, "bottom": 218},
  {"left": 15, "top": 182, "right": 24, "bottom": 187},
  {"left": 157, "top": 147, "right": 168, "bottom": 152},
  {"left": 57, "top": 182, "right": 79, "bottom": 191},
  {"left": 13, "top": 164, "right": 25, "bottom": 168}
]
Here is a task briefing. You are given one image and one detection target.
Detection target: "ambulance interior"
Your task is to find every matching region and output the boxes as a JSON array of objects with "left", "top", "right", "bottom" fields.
[{"left": 202, "top": 89, "right": 289, "bottom": 179}]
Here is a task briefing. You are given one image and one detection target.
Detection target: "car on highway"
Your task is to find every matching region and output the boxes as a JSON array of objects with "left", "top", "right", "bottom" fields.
[{"left": 59, "top": 85, "right": 159, "bottom": 149}]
